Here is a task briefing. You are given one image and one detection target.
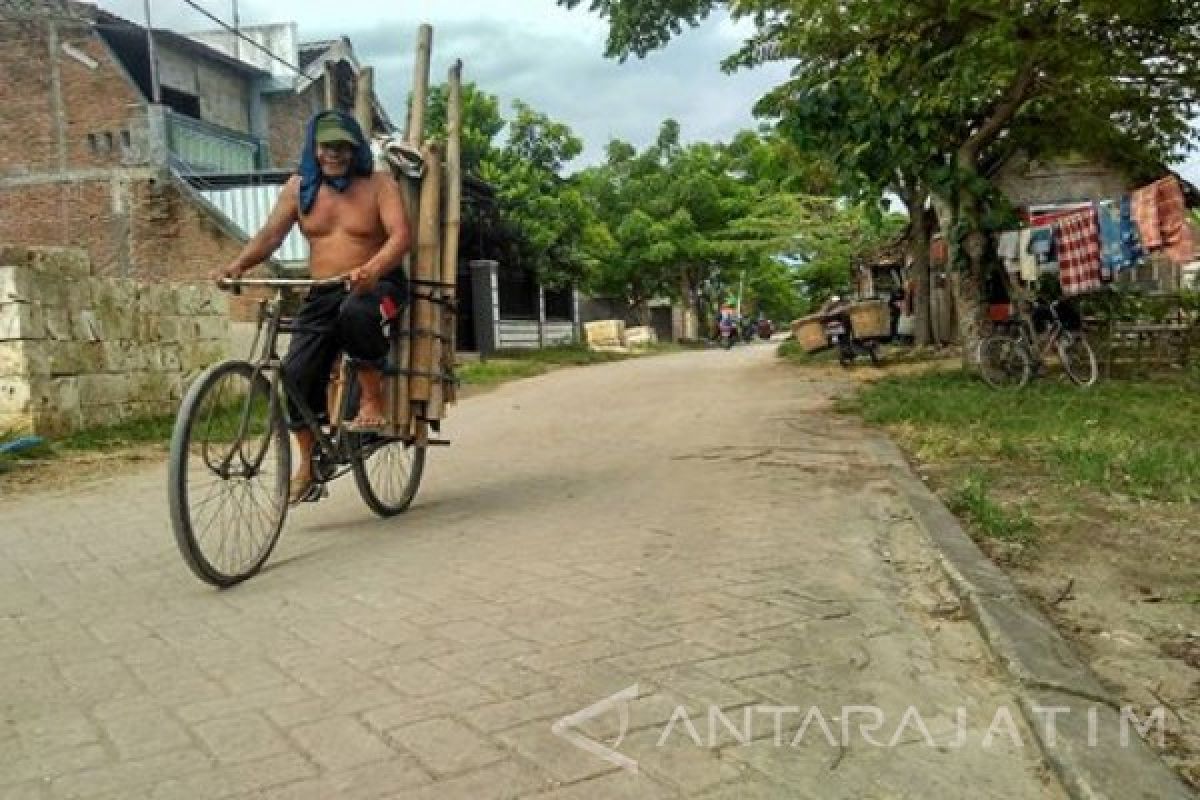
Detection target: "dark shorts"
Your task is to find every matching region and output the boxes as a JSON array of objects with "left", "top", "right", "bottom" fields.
[{"left": 282, "top": 270, "right": 407, "bottom": 431}]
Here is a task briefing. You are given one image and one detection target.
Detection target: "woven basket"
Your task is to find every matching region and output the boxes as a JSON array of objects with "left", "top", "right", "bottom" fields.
[
  {"left": 848, "top": 300, "right": 889, "bottom": 339},
  {"left": 791, "top": 315, "right": 828, "bottom": 352}
]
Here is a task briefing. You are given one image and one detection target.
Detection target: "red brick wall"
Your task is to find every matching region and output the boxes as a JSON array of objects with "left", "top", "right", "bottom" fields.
[
  {"left": 57, "top": 25, "right": 145, "bottom": 170},
  {"left": 0, "top": 180, "right": 121, "bottom": 275},
  {"left": 265, "top": 85, "right": 322, "bottom": 171},
  {"left": 0, "top": 17, "right": 145, "bottom": 177},
  {"left": 0, "top": 18, "right": 58, "bottom": 176},
  {"left": 130, "top": 177, "right": 245, "bottom": 281}
]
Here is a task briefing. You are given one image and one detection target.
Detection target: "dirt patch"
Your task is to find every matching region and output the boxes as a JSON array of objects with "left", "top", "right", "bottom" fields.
[
  {"left": 0, "top": 443, "right": 169, "bottom": 495},
  {"left": 913, "top": 445, "right": 1198, "bottom": 790}
]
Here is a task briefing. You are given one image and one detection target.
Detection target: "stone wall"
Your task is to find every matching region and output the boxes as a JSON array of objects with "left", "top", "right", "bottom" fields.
[{"left": 0, "top": 245, "right": 229, "bottom": 436}]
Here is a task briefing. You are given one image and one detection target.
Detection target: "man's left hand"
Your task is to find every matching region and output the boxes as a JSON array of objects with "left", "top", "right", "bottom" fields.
[{"left": 346, "top": 266, "right": 380, "bottom": 295}]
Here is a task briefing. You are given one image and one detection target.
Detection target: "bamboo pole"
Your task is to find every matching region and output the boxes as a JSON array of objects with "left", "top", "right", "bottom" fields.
[
  {"left": 440, "top": 60, "right": 464, "bottom": 408},
  {"left": 410, "top": 142, "right": 442, "bottom": 406},
  {"left": 353, "top": 66, "right": 374, "bottom": 136},
  {"left": 405, "top": 25, "right": 433, "bottom": 146}
]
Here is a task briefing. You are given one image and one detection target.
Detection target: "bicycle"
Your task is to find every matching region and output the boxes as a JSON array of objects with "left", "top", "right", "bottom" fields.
[
  {"left": 977, "top": 298, "right": 1098, "bottom": 389},
  {"left": 167, "top": 276, "right": 432, "bottom": 587}
]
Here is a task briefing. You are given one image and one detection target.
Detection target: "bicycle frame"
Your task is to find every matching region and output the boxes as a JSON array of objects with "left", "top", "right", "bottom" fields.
[
  {"left": 1012, "top": 301, "right": 1066, "bottom": 365},
  {"left": 221, "top": 277, "right": 377, "bottom": 480}
]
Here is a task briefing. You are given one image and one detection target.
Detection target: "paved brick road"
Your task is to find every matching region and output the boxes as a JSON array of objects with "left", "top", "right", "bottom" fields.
[{"left": 0, "top": 345, "right": 1064, "bottom": 798}]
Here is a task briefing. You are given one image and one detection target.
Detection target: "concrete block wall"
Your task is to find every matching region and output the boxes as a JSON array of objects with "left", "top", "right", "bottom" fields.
[{"left": 0, "top": 245, "right": 230, "bottom": 436}]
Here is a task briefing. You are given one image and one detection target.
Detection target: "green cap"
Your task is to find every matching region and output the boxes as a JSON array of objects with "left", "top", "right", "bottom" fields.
[{"left": 315, "top": 116, "right": 357, "bottom": 145}]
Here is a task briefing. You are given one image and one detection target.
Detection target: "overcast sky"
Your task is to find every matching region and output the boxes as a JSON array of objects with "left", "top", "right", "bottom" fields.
[{"left": 98, "top": 0, "right": 1199, "bottom": 183}]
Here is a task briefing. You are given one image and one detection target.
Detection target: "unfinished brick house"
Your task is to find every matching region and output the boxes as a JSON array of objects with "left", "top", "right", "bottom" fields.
[{"left": 0, "top": 0, "right": 388, "bottom": 286}]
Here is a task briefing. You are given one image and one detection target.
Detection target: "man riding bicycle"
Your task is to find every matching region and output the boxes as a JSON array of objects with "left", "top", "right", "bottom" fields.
[{"left": 216, "top": 110, "right": 411, "bottom": 505}]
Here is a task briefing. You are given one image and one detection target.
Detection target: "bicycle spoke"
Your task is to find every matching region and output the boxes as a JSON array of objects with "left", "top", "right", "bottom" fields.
[{"left": 170, "top": 361, "right": 290, "bottom": 586}]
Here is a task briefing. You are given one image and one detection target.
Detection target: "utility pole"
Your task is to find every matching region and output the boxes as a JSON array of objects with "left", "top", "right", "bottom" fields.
[
  {"left": 736, "top": 270, "right": 745, "bottom": 316},
  {"left": 231, "top": 0, "right": 240, "bottom": 61},
  {"left": 144, "top": 0, "right": 161, "bottom": 103}
]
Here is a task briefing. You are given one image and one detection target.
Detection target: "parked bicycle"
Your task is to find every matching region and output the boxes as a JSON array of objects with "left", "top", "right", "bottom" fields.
[
  {"left": 977, "top": 297, "right": 1098, "bottom": 389},
  {"left": 167, "top": 276, "right": 431, "bottom": 587}
]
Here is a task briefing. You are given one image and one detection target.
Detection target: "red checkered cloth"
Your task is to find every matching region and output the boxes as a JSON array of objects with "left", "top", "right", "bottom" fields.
[
  {"left": 1157, "top": 176, "right": 1195, "bottom": 265},
  {"left": 1054, "top": 208, "right": 1102, "bottom": 296},
  {"left": 1131, "top": 182, "right": 1161, "bottom": 249}
]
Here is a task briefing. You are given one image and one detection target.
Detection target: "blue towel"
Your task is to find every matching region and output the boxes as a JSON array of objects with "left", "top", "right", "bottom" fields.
[
  {"left": 1118, "top": 195, "right": 1145, "bottom": 269},
  {"left": 1095, "top": 200, "right": 1124, "bottom": 278},
  {"left": 298, "top": 111, "right": 375, "bottom": 215}
]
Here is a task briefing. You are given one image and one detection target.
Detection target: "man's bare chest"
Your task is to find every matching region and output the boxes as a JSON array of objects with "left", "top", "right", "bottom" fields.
[{"left": 300, "top": 182, "right": 381, "bottom": 239}]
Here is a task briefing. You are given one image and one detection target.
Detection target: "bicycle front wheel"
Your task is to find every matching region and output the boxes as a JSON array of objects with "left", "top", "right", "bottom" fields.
[
  {"left": 978, "top": 335, "right": 1033, "bottom": 389},
  {"left": 1058, "top": 331, "right": 1098, "bottom": 388},
  {"left": 352, "top": 434, "right": 426, "bottom": 517},
  {"left": 168, "top": 361, "right": 290, "bottom": 587}
]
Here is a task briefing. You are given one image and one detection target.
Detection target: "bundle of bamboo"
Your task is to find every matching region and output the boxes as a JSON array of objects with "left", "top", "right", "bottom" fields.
[{"left": 360, "top": 25, "right": 463, "bottom": 443}]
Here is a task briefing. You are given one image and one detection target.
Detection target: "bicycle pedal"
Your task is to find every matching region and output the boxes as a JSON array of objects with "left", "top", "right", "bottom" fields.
[{"left": 301, "top": 483, "right": 328, "bottom": 503}]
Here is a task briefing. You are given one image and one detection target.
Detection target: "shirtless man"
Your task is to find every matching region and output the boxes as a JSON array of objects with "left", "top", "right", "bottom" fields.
[{"left": 217, "top": 110, "right": 410, "bottom": 504}]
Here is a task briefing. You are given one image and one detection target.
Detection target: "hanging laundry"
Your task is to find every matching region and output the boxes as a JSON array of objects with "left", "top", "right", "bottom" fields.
[
  {"left": 1157, "top": 176, "right": 1195, "bottom": 265},
  {"left": 996, "top": 229, "right": 1039, "bottom": 282},
  {"left": 1118, "top": 195, "right": 1146, "bottom": 268},
  {"left": 1095, "top": 200, "right": 1125, "bottom": 278},
  {"left": 1027, "top": 225, "right": 1058, "bottom": 275},
  {"left": 1132, "top": 175, "right": 1195, "bottom": 265},
  {"left": 1054, "top": 208, "right": 1103, "bottom": 296},
  {"left": 1017, "top": 228, "right": 1038, "bottom": 282},
  {"left": 1131, "top": 182, "right": 1160, "bottom": 249},
  {"left": 997, "top": 231, "right": 1021, "bottom": 275}
]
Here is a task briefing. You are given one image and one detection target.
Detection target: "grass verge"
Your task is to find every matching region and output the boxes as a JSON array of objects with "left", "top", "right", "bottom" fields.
[
  {"left": 850, "top": 369, "right": 1200, "bottom": 504},
  {"left": 457, "top": 343, "right": 679, "bottom": 386}
]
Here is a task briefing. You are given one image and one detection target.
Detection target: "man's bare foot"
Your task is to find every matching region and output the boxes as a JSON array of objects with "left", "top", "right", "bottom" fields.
[
  {"left": 349, "top": 370, "right": 387, "bottom": 433},
  {"left": 346, "top": 406, "right": 388, "bottom": 433}
]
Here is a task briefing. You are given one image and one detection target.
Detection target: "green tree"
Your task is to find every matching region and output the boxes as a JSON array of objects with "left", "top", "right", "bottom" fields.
[
  {"left": 576, "top": 121, "right": 887, "bottom": 330},
  {"left": 426, "top": 84, "right": 594, "bottom": 287},
  {"left": 426, "top": 82, "right": 505, "bottom": 173},
  {"left": 560, "top": 0, "right": 1200, "bottom": 355}
]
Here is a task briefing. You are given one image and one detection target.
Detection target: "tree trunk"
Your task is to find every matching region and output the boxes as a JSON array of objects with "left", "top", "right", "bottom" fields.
[
  {"left": 901, "top": 187, "right": 934, "bottom": 347},
  {"left": 679, "top": 270, "right": 697, "bottom": 340},
  {"left": 949, "top": 151, "right": 988, "bottom": 368}
]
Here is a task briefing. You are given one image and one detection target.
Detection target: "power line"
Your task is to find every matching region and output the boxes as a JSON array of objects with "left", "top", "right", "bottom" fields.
[{"left": 175, "top": 0, "right": 309, "bottom": 79}]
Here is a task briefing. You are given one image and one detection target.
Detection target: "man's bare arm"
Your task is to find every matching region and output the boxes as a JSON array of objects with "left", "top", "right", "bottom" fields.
[{"left": 220, "top": 177, "right": 301, "bottom": 278}]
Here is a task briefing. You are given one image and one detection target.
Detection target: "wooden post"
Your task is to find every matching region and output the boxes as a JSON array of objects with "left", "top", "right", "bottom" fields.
[
  {"left": 354, "top": 66, "right": 374, "bottom": 136},
  {"left": 439, "top": 60, "right": 463, "bottom": 407},
  {"left": 410, "top": 142, "right": 442, "bottom": 405},
  {"left": 323, "top": 61, "right": 337, "bottom": 110},
  {"left": 405, "top": 25, "right": 433, "bottom": 146}
]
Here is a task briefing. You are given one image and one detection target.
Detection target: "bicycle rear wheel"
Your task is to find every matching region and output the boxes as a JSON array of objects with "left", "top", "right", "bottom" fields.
[
  {"left": 168, "top": 361, "right": 290, "bottom": 587},
  {"left": 978, "top": 335, "right": 1033, "bottom": 389},
  {"left": 1058, "top": 331, "right": 1098, "bottom": 388},
  {"left": 352, "top": 434, "right": 426, "bottom": 517}
]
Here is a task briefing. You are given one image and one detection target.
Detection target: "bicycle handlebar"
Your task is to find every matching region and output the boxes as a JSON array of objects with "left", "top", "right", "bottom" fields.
[{"left": 216, "top": 276, "right": 347, "bottom": 294}]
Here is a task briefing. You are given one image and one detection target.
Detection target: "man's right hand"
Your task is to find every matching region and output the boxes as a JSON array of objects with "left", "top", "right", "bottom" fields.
[{"left": 212, "top": 264, "right": 244, "bottom": 287}]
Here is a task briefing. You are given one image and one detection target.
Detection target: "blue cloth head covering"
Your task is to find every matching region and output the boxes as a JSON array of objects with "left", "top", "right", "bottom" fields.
[{"left": 298, "top": 110, "right": 374, "bottom": 214}]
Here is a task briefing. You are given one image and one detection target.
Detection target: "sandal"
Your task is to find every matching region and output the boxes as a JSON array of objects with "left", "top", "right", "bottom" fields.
[{"left": 345, "top": 413, "right": 388, "bottom": 434}]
